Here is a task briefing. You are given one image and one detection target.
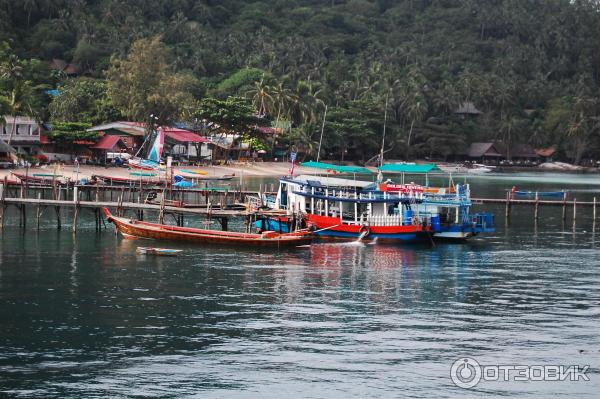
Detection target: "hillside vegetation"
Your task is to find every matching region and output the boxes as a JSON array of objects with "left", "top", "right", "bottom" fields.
[{"left": 1, "top": 0, "right": 600, "bottom": 163}]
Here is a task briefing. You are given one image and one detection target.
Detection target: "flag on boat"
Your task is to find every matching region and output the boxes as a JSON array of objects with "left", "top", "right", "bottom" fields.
[{"left": 289, "top": 151, "right": 297, "bottom": 176}]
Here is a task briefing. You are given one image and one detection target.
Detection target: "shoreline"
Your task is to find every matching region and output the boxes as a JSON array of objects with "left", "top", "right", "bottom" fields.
[
  {"left": 0, "top": 162, "right": 313, "bottom": 182},
  {"left": 0, "top": 161, "right": 598, "bottom": 183}
]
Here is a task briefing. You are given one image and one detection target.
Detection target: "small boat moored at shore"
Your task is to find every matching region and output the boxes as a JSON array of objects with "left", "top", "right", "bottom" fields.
[
  {"left": 136, "top": 247, "right": 183, "bottom": 256},
  {"left": 11, "top": 172, "right": 67, "bottom": 185},
  {"left": 511, "top": 187, "right": 566, "bottom": 199}
]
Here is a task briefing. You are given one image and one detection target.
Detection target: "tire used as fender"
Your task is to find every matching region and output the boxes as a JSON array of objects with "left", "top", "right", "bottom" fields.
[{"left": 359, "top": 224, "right": 371, "bottom": 237}]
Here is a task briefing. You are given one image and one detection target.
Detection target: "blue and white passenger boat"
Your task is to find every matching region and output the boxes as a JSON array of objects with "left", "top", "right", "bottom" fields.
[{"left": 257, "top": 162, "right": 495, "bottom": 242}]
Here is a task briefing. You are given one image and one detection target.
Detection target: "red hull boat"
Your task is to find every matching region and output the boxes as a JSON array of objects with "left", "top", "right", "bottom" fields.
[{"left": 103, "top": 208, "right": 312, "bottom": 247}]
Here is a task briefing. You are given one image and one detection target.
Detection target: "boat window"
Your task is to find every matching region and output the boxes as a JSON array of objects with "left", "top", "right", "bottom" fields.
[{"left": 280, "top": 183, "right": 288, "bottom": 208}]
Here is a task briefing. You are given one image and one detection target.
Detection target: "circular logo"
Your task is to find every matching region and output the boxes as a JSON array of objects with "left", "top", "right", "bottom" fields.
[{"left": 450, "top": 357, "right": 482, "bottom": 389}]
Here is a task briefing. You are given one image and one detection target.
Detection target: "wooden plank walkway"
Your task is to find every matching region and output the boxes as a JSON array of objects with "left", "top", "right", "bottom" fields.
[
  {"left": 472, "top": 198, "right": 596, "bottom": 207},
  {"left": 2, "top": 197, "right": 286, "bottom": 217}
]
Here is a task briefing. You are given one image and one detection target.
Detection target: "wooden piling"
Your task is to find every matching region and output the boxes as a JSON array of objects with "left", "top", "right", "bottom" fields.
[
  {"left": 158, "top": 188, "right": 166, "bottom": 224},
  {"left": 72, "top": 187, "right": 80, "bottom": 233},
  {"left": 534, "top": 192, "right": 539, "bottom": 221},
  {"left": 118, "top": 187, "right": 125, "bottom": 216},
  {"left": 505, "top": 191, "right": 511, "bottom": 219},
  {"left": 562, "top": 192, "right": 567, "bottom": 222},
  {"left": 0, "top": 176, "right": 6, "bottom": 229},
  {"left": 55, "top": 206, "right": 61, "bottom": 230},
  {"left": 593, "top": 197, "right": 596, "bottom": 232},
  {"left": 572, "top": 197, "right": 577, "bottom": 230},
  {"left": 36, "top": 192, "right": 41, "bottom": 230},
  {"left": 24, "top": 164, "right": 29, "bottom": 199}
]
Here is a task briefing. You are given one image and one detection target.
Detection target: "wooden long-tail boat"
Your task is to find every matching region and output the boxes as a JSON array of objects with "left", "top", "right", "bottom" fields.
[
  {"left": 93, "top": 174, "right": 165, "bottom": 186},
  {"left": 102, "top": 208, "right": 313, "bottom": 247},
  {"left": 11, "top": 172, "right": 66, "bottom": 185}
]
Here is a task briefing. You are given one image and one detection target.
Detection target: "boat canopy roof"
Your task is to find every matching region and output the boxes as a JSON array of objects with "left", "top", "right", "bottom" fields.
[
  {"left": 288, "top": 174, "right": 375, "bottom": 189},
  {"left": 301, "top": 161, "right": 373, "bottom": 174},
  {"left": 380, "top": 163, "right": 441, "bottom": 173}
]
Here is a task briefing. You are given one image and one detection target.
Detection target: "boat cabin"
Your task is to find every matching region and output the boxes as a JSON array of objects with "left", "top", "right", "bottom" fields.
[{"left": 276, "top": 175, "right": 438, "bottom": 227}]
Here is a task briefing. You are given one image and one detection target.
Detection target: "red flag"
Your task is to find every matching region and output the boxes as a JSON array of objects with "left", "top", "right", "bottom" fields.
[{"left": 289, "top": 152, "right": 297, "bottom": 176}]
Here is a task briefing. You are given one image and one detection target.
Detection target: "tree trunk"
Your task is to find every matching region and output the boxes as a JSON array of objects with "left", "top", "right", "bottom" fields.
[
  {"left": 505, "top": 123, "right": 512, "bottom": 161},
  {"left": 574, "top": 137, "right": 586, "bottom": 165},
  {"left": 7, "top": 118, "right": 16, "bottom": 146}
]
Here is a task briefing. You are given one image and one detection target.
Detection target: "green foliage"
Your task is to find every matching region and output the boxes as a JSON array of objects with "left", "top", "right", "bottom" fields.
[
  {"left": 106, "top": 36, "right": 197, "bottom": 125},
  {"left": 49, "top": 78, "right": 121, "bottom": 124},
  {"left": 214, "top": 68, "right": 270, "bottom": 98},
  {"left": 1, "top": 1, "right": 600, "bottom": 162},
  {"left": 46, "top": 122, "right": 96, "bottom": 142},
  {"left": 325, "top": 99, "right": 386, "bottom": 162},
  {"left": 192, "top": 96, "right": 268, "bottom": 137}
]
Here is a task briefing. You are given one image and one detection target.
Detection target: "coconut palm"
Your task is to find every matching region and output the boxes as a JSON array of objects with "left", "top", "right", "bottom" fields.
[
  {"left": 404, "top": 93, "right": 428, "bottom": 160},
  {"left": 247, "top": 75, "right": 273, "bottom": 117}
]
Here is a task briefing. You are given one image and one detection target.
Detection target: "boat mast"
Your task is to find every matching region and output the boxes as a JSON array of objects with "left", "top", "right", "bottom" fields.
[
  {"left": 135, "top": 114, "right": 159, "bottom": 159},
  {"left": 316, "top": 105, "right": 328, "bottom": 162}
]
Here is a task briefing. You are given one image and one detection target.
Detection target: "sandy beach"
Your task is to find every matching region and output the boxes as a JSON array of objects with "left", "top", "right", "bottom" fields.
[
  {"left": 0, "top": 161, "right": 313, "bottom": 182},
  {"left": 2, "top": 160, "right": 597, "bottom": 183}
]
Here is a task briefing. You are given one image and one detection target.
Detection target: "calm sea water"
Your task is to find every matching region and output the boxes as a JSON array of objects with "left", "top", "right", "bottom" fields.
[{"left": 1, "top": 172, "right": 600, "bottom": 398}]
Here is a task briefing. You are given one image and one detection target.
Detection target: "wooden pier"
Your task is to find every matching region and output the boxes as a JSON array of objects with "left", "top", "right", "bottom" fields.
[
  {"left": 472, "top": 192, "right": 597, "bottom": 229},
  {"left": 0, "top": 176, "right": 597, "bottom": 232},
  {"left": 0, "top": 178, "right": 283, "bottom": 232}
]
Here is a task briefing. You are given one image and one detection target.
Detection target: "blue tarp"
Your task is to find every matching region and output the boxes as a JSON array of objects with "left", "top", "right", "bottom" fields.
[
  {"left": 379, "top": 163, "right": 441, "bottom": 173},
  {"left": 174, "top": 180, "right": 194, "bottom": 188}
]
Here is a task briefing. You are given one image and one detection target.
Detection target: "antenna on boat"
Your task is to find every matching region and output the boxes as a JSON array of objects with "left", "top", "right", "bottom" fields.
[
  {"left": 376, "top": 92, "right": 389, "bottom": 184},
  {"left": 379, "top": 91, "right": 389, "bottom": 168},
  {"left": 316, "top": 104, "right": 328, "bottom": 162}
]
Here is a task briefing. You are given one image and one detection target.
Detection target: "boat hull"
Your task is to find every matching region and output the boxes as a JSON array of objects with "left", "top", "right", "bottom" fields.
[
  {"left": 94, "top": 175, "right": 165, "bottom": 186},
  {"left": 103, "top": 208, "right": 312, "bottom": 247},
  {"left": 306, "top": 214, "right": 431, "bottom": 243},
  {"left": 12, "top": 172, "right": 65, "bottom": 185},
  {"left": 128, "top": 158, "right": 163, "bottom": 171}
]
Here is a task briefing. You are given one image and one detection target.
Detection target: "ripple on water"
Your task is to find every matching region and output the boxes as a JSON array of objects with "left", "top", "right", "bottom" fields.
[{"left": 1, "top": 178, "right": 600, "bottom": 397}]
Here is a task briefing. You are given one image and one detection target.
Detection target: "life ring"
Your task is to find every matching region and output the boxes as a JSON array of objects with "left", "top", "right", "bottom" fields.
[{"left": 359, "top": 225, "right": 371, "bottom": 237}]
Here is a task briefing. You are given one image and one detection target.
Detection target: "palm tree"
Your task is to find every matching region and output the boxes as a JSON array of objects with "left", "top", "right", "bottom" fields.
[
  {"left": 500, "top": 114, "right": 524, "bottom": 160},
  {"left": 567, "top": 94, "right": 599, "bottom": 165},
  {"left": 289, "top": 124, "right": 319, "bottom": 161},
  {"left": 247, "top": 75, "right": 273, "bottom": 117},
  {"left": 1, "top": 52, "right": 36, "bottom": 145},
  {"left": 6, "top": 80, "right": 36, "bottom": 145},
  {"left": 433, "top": 79, "right": 460, "bottom": 115},
  {"left": 404, "top": 93, "right": 428, "bottom": 160}
]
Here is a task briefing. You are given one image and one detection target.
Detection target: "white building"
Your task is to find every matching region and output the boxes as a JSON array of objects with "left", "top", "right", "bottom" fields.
[{"left": 0, "top": 116, "right": 43, "bottom": 155}]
